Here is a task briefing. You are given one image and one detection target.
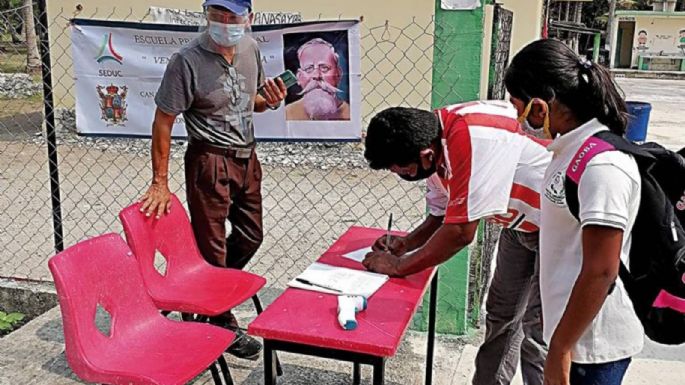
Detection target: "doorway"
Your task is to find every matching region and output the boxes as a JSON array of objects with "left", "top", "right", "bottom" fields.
[{"left": 615, "top": 21, "right": 636, "bottom": 68}]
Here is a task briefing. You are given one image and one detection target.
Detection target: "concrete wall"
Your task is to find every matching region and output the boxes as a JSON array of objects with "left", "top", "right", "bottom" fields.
[{"left": 498, "top": 0, "right": 544, "bottom": 58}]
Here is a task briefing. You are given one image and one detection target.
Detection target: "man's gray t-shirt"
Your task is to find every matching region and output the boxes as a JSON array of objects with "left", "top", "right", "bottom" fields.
[{"left": 155, "top": 33, "right": 264, "bottom": 147}]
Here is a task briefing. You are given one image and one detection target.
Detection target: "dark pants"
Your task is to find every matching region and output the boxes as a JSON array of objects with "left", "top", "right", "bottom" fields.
[
  {"left": 473, "top": 228, "right": 547, "bottom": 385},
  {"left": 570, "top": 358, "right": 632, "bottom": 385},
  {"left": 185, "top": 141, "right": 264, "bottom": 328}
]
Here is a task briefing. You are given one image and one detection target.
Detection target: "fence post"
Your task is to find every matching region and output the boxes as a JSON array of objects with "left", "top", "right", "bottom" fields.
[
  {"left": 417, "top": 0, "right": 487, "bottom": 335},
  {"left": 36, "top": 0, "right": 64, "bottom": 252},
  {"left": 593, "top": 32, "right": 601, "bottom": 63}
]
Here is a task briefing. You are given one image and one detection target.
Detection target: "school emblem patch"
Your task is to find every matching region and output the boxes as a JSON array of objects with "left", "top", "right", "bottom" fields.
[{"left": 545, "top": 170, "right": 567, "bottom": 207}]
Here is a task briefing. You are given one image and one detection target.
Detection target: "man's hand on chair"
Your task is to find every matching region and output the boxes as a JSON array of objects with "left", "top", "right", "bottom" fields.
[{"left": 139, "top": 182, "right": 171, "bottom": 219}]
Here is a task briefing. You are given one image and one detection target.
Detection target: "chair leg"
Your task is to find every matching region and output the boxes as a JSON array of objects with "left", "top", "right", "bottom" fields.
[
  {"left": 208, "top": 356, "right": 234, "bottom": 385},
  {"left": 209, "top": 361, "right": 222, "bottom": 385},
  {"left": 252, "top": 295, "right": 264, "bottom": 313},
  {"left": 217, "top": 355, "right": 234, "bottom": 385},
  {"left": 252, "top": 295, "right": 284, "bottom": 377}
]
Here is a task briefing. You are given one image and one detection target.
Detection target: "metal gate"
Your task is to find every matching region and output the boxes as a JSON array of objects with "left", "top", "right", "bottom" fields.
[{"left": 487, "top": 5, "right": 513, "bottom": 101}]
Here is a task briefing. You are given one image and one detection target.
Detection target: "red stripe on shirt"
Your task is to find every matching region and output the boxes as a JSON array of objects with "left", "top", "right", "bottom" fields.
[
  {"left": 462, "top": 113, "right": 521, "bottom": 133},
  {"left": 510, "top": 183, "right": 541, "bottom": 209},
  {"left": 518, "top": 221, "right": 539, "bottom": 232},
  {"left": 442, "top": 101, "right": 481, "bottom": 115},
  {"left": 442, "top": 118, "right": 472, "bottom": 222}
]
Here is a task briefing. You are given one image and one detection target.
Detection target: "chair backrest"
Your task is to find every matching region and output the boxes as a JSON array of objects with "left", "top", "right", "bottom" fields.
[
  {"left": 48, "top": 233, "right": 160, "bottom": 377},
  {"left": 118, "top": 194, "right": 206, "bottom": 286}
]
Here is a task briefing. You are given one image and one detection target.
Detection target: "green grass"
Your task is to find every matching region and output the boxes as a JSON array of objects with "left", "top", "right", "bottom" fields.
[
  {"left": 0, "top": 43, "right": 44, "bottom": 118},
  {"left": 0, "top": 45, "right": 28, "bottom": 73}
]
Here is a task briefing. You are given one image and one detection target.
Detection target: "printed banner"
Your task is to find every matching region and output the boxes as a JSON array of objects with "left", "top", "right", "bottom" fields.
[
  {"left": 70, "top": 19, "right": 362, "bottom": 140},
  {"left": 148, "top": 6, "right": 303, "bottom": 26}
]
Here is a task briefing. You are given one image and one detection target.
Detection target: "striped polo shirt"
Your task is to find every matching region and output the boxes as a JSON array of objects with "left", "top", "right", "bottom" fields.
[{"left": 426, "top": 101, "right": 552, "bottom": 232}]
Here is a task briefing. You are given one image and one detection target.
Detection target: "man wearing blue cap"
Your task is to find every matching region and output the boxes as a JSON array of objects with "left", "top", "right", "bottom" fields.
[{"left": 140, "top": 0, "right": 287, "bottom": 360}]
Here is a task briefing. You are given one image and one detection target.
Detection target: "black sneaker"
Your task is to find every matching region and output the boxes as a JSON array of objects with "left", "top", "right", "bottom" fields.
[{"left": 226, "top": 329, "right": 262, "bottom": 361}]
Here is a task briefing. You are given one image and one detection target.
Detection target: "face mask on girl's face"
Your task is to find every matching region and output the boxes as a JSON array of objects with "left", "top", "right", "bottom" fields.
[
  {"left": 520, "top": 118, "right": 547, "bottom": 139},
  {"left": 208, "top": 21, "right": 246, "bottom": 47},
  {"left": 517, "top": 98, "right": 552, "bottom": 140}
]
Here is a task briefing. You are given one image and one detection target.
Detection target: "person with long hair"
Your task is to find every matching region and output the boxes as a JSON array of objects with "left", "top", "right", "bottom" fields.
[{"left": 505, "top": 39, "right": 643, "bottom": 385}]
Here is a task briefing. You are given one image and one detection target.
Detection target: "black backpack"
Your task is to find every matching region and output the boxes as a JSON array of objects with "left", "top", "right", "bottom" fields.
[{"left": 565, "top": 130, "right": 685, "bottom": 345}]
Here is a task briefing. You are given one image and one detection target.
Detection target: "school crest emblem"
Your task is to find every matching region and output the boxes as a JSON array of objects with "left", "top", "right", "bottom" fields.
[{"left": 97, "top": 84, "right": 128, "bottom": 125}]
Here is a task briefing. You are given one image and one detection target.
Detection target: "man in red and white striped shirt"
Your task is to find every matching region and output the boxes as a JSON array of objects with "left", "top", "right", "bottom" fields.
[{"left": 363, "top": 101, "right": 550, "bottom": 385}]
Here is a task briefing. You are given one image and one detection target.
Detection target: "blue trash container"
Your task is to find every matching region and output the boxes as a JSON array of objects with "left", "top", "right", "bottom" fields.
[{"left": 625, "top": 101, "right": 652, "bottom": 143}]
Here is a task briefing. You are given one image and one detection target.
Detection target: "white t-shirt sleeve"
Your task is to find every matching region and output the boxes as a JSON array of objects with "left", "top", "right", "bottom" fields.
[
  {"left": 426, "top": 174, "right": 448, "bottom": 217},
  {"left": 578, "top": 153, "right": 641, "bottom": 231}
]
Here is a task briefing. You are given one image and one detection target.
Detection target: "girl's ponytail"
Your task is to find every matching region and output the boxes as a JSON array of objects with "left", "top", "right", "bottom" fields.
[{"left": 579, "top": 57, "right": 628, "bottom": 135}]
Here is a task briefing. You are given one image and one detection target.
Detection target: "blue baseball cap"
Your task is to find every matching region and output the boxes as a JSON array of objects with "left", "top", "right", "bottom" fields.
[{"left": 203, "top": 0, "right": 252, "bottom": 15}]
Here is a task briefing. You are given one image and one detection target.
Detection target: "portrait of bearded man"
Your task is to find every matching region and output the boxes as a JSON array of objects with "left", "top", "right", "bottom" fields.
[{"left": 285, "top": 37, "right": 351, "bottom": 121}]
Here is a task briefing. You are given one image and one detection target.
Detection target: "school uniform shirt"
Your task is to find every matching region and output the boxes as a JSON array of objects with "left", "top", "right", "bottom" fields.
[
  {"left": 426, "top": 101, "right": 551, "bottom": 232},
  {"left": 540, "top": 118, "right": 644, "bottom": 363}
]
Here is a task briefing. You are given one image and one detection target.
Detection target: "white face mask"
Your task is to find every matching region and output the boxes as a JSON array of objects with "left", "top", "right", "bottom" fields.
[
  {"left": 208, "top": 21, "right": 245, "bottom": 47},
  {"left": 517, "top": 98, "right": 552, "bottom": 140},
  {"left": 520, "top": 118, "right": 546, "bottom": 139}
]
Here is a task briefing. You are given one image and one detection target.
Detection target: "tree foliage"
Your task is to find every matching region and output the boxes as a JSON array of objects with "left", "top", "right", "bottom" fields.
[{"left": 582, "top": 0, "right": 655, "bottom": 30}]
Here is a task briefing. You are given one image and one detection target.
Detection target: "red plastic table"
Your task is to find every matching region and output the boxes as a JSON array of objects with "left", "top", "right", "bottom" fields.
[{"left": 248, "top": 226, "right": 438, "bottom": 385}]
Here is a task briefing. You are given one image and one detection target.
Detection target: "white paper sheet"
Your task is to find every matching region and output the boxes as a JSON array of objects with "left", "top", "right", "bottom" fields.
[
  {"left": 288, "top": 262, "right": 389, "bottom": 297},
  {"left": 341, "top": 246, "right": 373, "bottom": 262},
  {"left": 441, "top": 0, "right": 481, "bottom": 10}
]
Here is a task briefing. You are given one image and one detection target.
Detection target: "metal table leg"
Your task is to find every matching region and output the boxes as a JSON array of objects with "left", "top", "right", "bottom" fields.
[
  {"left": 353, "top": 362, "right": 361, "bottom": 385},
  {"left": 254, "top": 295, "right": 284, "bottom": 376},
  {"left": 425, "top": 272, "right": 438, "bottom": 385},
  {"left": 372, "top": 358, "right": 386, "bottom": 385},
  {"left": 264, "top": 340, "right": 278, "bottom": 385}
]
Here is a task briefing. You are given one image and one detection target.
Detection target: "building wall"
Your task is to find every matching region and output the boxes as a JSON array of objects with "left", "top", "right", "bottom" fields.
[
  {"left": 631, "top": 15, "right": 685, "bottom": 66},
  {"left": 611, "top": 13, "right": 685, "bottom": 68},
  {"left": 498, "top": 0, "right": 544, "bottom": 57}
]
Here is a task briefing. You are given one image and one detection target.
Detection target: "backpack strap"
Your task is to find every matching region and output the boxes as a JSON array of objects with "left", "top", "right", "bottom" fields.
[
  {"left": 565, "top": 131, "right": 655, "bottom": 220},
  {"left": 564, "top": 132, "right": 621, "bottom": 220},
  {"left": 564, "top": 131, "right": 639, "bottom": 296}
]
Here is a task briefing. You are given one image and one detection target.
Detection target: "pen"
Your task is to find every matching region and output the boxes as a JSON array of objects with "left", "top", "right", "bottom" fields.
[
  {"left": 295, "top": 278, "right": 343, "bottom": 293},
  {"left": 385, "top": 213, "right": 393, "bottom": 251}
]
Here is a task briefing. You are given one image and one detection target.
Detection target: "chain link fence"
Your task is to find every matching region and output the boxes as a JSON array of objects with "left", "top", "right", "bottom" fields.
[{"left": 1, "top": 4, "right": 498, "bottom": 328}]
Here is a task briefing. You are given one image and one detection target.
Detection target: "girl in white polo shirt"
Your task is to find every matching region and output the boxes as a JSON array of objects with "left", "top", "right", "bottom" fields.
[{"left": 504, "top": 39, "right": 644, "bottom": 385}]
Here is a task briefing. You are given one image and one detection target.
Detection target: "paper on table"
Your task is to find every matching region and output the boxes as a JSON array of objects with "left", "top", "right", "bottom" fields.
[
  {"left": 341, "top": 246, "right": 373, "bottom": 262},
  {"left": 288, "top": 262, "right": 389, "bottom": 298}
]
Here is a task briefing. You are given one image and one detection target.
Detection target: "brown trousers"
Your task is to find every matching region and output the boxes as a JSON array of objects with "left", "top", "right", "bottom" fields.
[{"left": 185, "top": 142, "right": 264, "bottom": 327}]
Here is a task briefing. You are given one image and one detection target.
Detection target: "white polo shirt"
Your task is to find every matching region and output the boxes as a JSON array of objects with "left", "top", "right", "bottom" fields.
[{"left": 540, "top": 118, "right": 644, "bottom": 364}]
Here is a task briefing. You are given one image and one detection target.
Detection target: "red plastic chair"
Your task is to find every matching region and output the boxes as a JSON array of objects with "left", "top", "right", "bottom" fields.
[
  {"left": 118, "top": 194, "right": 266, "bottom": 317},
  {"left": 48, "top": 233, "right": 235, "bottom": 385}
]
